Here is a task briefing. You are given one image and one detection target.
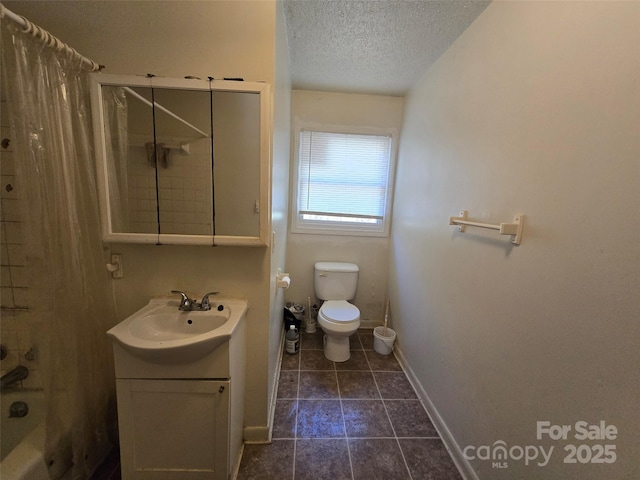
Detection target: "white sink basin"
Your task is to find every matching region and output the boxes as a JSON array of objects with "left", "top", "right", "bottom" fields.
[{"left": 107, "top": 298, "right": 247, "bottom": 363}]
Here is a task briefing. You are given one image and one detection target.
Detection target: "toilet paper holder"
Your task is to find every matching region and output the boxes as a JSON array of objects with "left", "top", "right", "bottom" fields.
[{"left": 276, "top": 270, "right": 291, "bottom": 289}]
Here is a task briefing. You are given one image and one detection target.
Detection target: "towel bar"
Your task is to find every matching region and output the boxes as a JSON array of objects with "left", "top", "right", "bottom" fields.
[{"left": 449, "top": 210, "right": 524, "bottom": 245}]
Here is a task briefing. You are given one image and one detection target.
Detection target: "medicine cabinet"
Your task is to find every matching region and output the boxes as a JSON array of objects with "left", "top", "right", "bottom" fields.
[{"left": 89, "top": 74, "right": 271, "bottom": 246}]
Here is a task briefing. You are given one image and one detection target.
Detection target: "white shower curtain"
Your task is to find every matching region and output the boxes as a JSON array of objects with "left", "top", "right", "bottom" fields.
[
  {"left": 102, "top": 86, "right": 130, "bottom": 233},
  {"left": 1, "top": 18, "right": 118, "bottom": 479}
]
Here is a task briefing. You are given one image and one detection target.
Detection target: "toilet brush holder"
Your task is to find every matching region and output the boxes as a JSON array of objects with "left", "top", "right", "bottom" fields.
[
  {"left": 305, "top": 298, "right": 317, "bottom": 333},
  {"left": 305, "top": 318, "right": 317, "bottom": 333}
]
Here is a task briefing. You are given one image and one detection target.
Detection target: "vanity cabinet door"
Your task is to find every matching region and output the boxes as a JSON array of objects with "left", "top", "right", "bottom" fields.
[{"left": 116, "top": 378, "right": 230, "bottom": 480}]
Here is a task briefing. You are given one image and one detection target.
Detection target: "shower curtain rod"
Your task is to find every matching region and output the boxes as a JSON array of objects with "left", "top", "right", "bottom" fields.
[
  {"left": 123, "top": 87, "right": 210, "bottom": 138},
  {"left": 0, "top": 3, "right": 104, "bottom": 72}
]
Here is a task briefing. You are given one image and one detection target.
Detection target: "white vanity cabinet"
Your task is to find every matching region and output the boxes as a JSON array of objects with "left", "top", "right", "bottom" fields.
[{"left": 109, "top": 299, "right": 247, "bottom": 480}]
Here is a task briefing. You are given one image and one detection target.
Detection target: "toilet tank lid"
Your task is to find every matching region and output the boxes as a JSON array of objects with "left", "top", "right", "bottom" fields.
[{"left": 315, "top": 262, "right": 359, "bottom": 273}]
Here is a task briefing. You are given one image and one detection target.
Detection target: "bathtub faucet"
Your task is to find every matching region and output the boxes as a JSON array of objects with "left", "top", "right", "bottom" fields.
[
  {"left": 1, "top": 365, "right": 29, "bottom": 391},
  {"left": 171, "top": 290, "right": 219, "bottom": 311}
]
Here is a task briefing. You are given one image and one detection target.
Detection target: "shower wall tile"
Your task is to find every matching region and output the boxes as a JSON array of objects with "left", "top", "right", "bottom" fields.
[
  {"left": 0, "top": 266, "right": 11, "bottom": 287},
  {"left": 21, "top": 367, "right": 43, "bottom": 390},
  {"left": 7, "top": 244, "right": 26, "bottom": 265},
  {"left": 1, "top": 198, "right": 20, "bottom": 221},
  {"left": 1, "top": 236, "right": 9, "bottom": 263},
  {"left": 0, "top": 309, "right": 38, "bottom": 388},
  {"left": 0, "top": 313, "right": 19, "bottom": 346},
  {"left": 0, "top": 287, "right": 14, "bottom": 308},
  {"left": 12, "top": 287, "right": 28, "bottom": 308},
  {"left": 9, "top": 266, "right": 27, "bottom": 287},
  {"left": 0, "top": 101, "right": 10, "bottom": 125},
  {"left": 1, "top": 121, "right": 27, "bottom": 310},
  {"left": 0, "top": 349, "right": 20, "bottom": 375},
  {"left": 3, "top": 221, "right": 22, "bottom": 245},
  {"left": 126, "top": 143, "right": 212, "bottom": 234},
  {"left": 0, "top": 129, "right": 13, "bottom": 147},
  {"left": 1, "top": 175, "right": 15, "bottom": 197},
  {"left": 1, "top": 107, "right": 34, "bottom": 386}
]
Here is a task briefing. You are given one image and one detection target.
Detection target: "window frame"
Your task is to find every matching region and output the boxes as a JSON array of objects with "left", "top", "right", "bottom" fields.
[{"left": 290, "top": 124, "right": 397, "bottom": 237}]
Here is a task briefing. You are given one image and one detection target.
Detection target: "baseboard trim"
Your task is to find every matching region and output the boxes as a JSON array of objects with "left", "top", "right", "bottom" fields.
[
  {"left": 393, "top": 346, "right": 479, "bottom": 480},
  {"left": 359, "top": 320, "right": 381, "bottom": 329},
  {"left": 242, "top": 426, "right": 271, "bottom": 444},
  {"left": 243, "top": 326, "right": 286, "bottom": 445},
  {"left": 268, "top": 329, "right": 286, "bottom": 439}
]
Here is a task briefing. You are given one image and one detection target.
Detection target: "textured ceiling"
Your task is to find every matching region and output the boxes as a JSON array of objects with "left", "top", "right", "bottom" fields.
[{"left": 283, "top": 0, "right": 491, "bottom": 96}]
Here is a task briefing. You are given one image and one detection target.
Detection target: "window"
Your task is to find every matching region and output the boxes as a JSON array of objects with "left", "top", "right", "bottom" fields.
[{"left": 291, "top": 128, "right": 395, "bottom": 236}]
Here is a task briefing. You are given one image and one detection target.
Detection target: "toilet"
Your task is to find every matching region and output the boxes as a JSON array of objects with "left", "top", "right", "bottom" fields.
[{"left": 314, "top": 262, "right": 361, "bottom": 362}]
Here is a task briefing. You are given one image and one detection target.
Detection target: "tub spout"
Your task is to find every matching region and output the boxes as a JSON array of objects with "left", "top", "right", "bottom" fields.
[{"left": 1, "top": 365, "right": 29, "bottom": 391}]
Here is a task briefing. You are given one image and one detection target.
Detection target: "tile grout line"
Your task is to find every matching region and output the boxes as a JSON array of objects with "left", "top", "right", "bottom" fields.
[
  {"left": 367, "top": 348, "right": 415, "bottom": 480},
  {"left": 339, "top": 334, "right": 364, "bottom": 480},
  {"left": 335, "top": 355, "right": 356, "bottom": 480},
  {"left": 292, "top": 341, "right": 302, "bottom": 480}
]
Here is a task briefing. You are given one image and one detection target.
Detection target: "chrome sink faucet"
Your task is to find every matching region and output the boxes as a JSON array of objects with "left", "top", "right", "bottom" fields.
[{"left": 171, "top": 290, "right": 219, "bottom": 311}]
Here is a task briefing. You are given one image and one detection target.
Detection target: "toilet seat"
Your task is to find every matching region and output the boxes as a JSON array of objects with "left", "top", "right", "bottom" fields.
[
  {"left": 319, "top": 300, "right": 360, "bottom": 324},
  {"left": 318, "top": 300, "right": 360, "bottom": 362}
]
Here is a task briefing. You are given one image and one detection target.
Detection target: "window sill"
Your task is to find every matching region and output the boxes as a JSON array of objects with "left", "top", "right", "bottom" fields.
[{"left": 290, "top": 225, "right": 389, "bottom": 238}]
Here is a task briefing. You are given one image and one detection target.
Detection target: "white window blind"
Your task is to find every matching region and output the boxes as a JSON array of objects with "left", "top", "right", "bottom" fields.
[{"left": 294, "top": 130, "right": 393, "bottom": 235}]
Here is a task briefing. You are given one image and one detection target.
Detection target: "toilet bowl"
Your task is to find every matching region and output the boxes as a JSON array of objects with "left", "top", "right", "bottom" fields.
[{"left": 318, "top": 300, "right": 360, "bottom": 362}]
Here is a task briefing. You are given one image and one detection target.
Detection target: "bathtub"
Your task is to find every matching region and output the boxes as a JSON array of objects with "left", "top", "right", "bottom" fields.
[
  {"left": 1, "top": 389, "right": 48, "bottom": 479},
  {"left": 0, "top": 390, "right": 70, "bottom": 480},
  {"left": 0, "top": 390, "right": 52, "bottom": 480}
]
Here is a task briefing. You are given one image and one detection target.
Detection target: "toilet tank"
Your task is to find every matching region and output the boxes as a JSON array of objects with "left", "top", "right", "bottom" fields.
[{"left": 314, "top": 262, "right": 359, "bottom": 301}]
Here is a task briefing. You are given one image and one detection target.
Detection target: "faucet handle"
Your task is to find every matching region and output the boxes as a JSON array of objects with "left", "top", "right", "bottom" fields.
[
  {"left": 171, "top": 290, "right": 192, "bottom": 311},
  {"left": 200, "top": 291, "right": 219, "bottom": 311}
]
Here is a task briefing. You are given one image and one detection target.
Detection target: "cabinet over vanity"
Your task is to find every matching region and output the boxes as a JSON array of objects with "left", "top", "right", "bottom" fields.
[{"left": 90, "top": 74, "right": 271, "bottom": 246}]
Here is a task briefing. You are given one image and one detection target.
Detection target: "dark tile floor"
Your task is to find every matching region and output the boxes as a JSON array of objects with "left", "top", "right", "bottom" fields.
[{"left": 236, "top": 329, "right": 462, "bottom": 480}]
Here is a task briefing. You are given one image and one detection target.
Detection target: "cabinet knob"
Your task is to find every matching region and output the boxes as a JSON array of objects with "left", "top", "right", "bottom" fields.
[{"left": 219, "top": 386, "right": 225, "bottom": 393}]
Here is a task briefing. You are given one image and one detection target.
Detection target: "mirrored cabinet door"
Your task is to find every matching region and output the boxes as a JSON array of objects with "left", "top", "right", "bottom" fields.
[
  {"left": 212, "top": 91, "right": 261, "bottom": 237},
  {"left": 101, "top": 85, "right": 158, "bottom": 235},
  {"left": 153, "top": 87, "right": 213, "bottom": 236}
]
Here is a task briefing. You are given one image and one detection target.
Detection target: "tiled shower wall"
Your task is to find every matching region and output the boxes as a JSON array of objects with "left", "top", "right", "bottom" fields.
[
  {"left": 0, "top": 97, "right": 40, "bottom": 389},
  {"left": 127, "top": 139, "right": 213, "bottom": 235}
]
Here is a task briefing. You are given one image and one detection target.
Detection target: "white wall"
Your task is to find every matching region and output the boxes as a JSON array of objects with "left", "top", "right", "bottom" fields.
[
  {"left": 4, "top": 1, "right": 275, "bottom": 82},
  {"left": 5, "top": 0, "right": 282, "bottom": 439},
  {"left": 391, "top": 2, "right": 640, "bottom": 479},
  {"left": 265, "top": 0, "right": 292, "bottom": 441},
  {"left": 286, "top": 90, "right": 403, "bottom": 325}
]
